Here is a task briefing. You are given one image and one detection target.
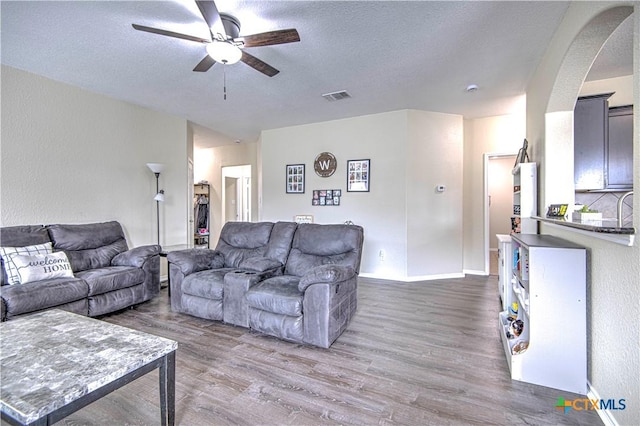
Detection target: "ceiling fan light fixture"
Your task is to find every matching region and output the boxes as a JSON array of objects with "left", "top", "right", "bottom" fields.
[{"left": 206, "top": 42, "right": 242, "bottom": 65}]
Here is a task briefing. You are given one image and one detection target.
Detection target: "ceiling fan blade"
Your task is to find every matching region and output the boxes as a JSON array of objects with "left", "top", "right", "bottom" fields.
[
  {"left": 195, "top": 0, "right": 226, "bottom": 38},
  {"left": 240, "top": 29, "right": 300, "bottom": 48},
  {"left": 132, "top": 24, "right": 209, "bottom": 43},
  {"left": 241, "top": 51, "right": 279, "bottom": 77},
  {"left": 193, "top": 55, "right": 216, "bottom": 72}
]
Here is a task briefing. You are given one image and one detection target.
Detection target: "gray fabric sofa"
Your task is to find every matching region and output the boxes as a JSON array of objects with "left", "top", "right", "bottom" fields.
[
  {"left": 167, "top": 221, "right": 297, "bottom": 321},
  {"left": 0, "top": 221, "right": 161, "bottom": 321},
  {"left": 167, "top": 221, "right": 364, "bottom": 348},
  {"left": 246, "top": 223, "right": 364, "bottom": 348}
]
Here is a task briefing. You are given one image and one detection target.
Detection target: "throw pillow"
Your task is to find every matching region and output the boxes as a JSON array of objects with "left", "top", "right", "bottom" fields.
[
  {"left": 12, "top": 252, "right": 74, "bottom": 284},
  {"left": 0, "top": 242, "right": 53, "bottom": 285}
]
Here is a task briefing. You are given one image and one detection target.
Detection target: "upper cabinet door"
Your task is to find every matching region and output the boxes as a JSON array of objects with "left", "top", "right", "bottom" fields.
[
  {"left": 574, "top": 94, "right": 611, "bottom": 191},
  {"left": 607, "top": 105, "right": 634, "bottom": 189}
]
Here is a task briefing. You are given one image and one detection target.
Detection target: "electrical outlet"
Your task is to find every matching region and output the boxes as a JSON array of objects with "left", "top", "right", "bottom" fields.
[{"left": 379, "top": 249, "right": 385, "bottom": 261}]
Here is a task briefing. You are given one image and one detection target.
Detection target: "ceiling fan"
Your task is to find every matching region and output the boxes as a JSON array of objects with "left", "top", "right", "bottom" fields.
[{"left": 132, "top": 0, "right": 300, "bottom": 77}]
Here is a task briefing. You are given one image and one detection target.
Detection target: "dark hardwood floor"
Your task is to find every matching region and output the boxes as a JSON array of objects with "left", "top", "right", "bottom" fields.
[{"left": 47, "top": 276, "right": 600, "bottom": 425}]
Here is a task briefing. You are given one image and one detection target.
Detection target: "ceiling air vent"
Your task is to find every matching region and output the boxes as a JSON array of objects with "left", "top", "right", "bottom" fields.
[{"left": 322, "top": 90, "right": 352, "bottom": 102}]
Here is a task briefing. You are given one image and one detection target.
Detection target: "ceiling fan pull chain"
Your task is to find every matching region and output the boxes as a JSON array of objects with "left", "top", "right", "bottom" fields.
[{"left": 223, "top": 62, "right": 227, "bottom": 100}]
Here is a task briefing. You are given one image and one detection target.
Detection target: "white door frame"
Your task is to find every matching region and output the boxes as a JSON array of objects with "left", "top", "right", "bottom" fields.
[
  {"left": 483, "top": 152, "right": 517, "bottom": 275},
  {"left": 221, "top": 165, "right": 252, "bottom": 223}
]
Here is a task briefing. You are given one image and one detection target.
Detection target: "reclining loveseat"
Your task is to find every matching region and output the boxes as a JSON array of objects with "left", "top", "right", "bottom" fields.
[
  {"left": 167, "top": 221, "right": 364, "bottom": 348},
  {"left": 0, "top": 221, "right": 161, "bottom": 321}
]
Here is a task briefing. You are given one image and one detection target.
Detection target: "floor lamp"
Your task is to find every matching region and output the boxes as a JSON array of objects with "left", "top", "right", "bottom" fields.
[{"left": 146, "top": 163, "right": 165, "bottom": 245}]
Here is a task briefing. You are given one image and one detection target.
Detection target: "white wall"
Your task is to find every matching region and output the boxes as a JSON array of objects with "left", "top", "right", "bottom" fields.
[
  {"left": 526, "top": 4, "right": 638, "bottom": 424},
  {"left": 260, "top": 109, "right": 464, "bottom": 281},
  {"left": 406, "top": 110, "right": 463, "bottom": 278},
  {"left": 462, "top": 107, "right": 526, "bottom": 273},
  {"left": 1, "top": 66, "right": 189, "bottom": 248},
  {"left": 193, "top": 143, "right": 258, "bottom": 244},
  {"left": 581, "top": 74, "right": 634, "bottom": 106}
]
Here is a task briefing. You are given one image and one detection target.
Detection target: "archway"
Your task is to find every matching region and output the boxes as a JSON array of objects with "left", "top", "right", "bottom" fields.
[{"left": 542, "top": 6, "right": 634, "bottom": 210}]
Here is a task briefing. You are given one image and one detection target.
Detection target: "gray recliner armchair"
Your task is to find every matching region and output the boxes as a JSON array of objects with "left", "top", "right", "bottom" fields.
[
  {"left": 245, "top": 223, "right": 364, "bottom": 348},
  {"left": 167, "top": 221, "right": 297, "bottom": 321}
]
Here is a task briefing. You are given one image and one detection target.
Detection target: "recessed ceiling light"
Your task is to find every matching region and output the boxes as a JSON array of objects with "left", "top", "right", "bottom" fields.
[{"left": 466, "top": 84, "right": 479, "bottom": 93}]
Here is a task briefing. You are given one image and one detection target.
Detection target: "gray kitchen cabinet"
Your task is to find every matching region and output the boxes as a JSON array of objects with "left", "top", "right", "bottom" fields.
[
  {"left": 607, "top": 105, "right": 634, "bottom": 189},
  {"left": 574, "top": 93, "right": 634, "bottom": 191},
  {"left": 574, "top": 93, "right": 611, "bottom": 191}
]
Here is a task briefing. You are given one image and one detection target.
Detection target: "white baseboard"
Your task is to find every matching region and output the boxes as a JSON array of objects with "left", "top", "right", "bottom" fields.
[
  {"left": 588, "top": 381, "right": 619, "bottom": 426},
  {"left": 463, "top": 269, "right": 489, "bottom": 276},
  {"left": 359, "top": 272, "right": 465, "bottom": 282}
]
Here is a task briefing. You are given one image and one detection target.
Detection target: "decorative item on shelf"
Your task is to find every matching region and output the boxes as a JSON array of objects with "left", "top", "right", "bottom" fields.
[
  {"left": 314, "top": 152, "right": 337, "bottom": 177},
  {"left": 513, "top": 205, "right": 521, "bottom": 215},
  {"left": 512, "top": 138, "right": 530, "bottom": 173},
  {"left": 146, "top": 163, "right": 165, "bottom": 245},
  {"left": 511, "top": 216, "right": 521, "bottom": 233},
  {"left": 513, "top": 185, "right": 521, "bottom": 192},
  {"left": 312, "top": 189, "right": 341, "bottom": 206},
  {"left": 546, "top": 204, "right": 568, "bottom": 218},
  {"left": 512, "top": 340, "right": 529, "bottom": 355},
  {"left": 294, "top": 215, "right": 313, "bottom": 224},
  {"left": 286, "top": 164, "right": 305, "bottom": 193},
  {"left": 347, "top": 159, "right": 370, "bottom": 192},
  {"left": 509, "top": 319, "right": 524, "bottom": 337},
  {"left": 509, "top": 302, "right": 519, "bottom": 319},
  {"left": 572, "top": 205, "right": 602, "bottom": 223}
]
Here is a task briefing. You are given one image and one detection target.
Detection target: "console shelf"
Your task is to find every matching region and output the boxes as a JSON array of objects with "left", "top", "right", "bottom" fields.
[{"left": 498, "top": 233, "right": 587, "bottom": 395}]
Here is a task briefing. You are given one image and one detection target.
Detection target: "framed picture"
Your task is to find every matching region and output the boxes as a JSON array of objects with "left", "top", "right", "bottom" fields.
[
  {"left": 286, "top": 164, "right": 305, "bottom": 194},
  {"left": 347, "top": 159, "right": 370, "bottom": 192},
  {"left": 311, "top": 189, "right": 342, "bottom": 206}
]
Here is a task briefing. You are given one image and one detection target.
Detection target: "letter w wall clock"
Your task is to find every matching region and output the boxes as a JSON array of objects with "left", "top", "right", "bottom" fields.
[{"left": 314, "top": 152, "right": 337, "bottom": 177}]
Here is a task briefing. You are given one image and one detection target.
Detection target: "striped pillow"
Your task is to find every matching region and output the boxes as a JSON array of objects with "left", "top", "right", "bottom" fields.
[{"left": 0, "top": 242, "right": 53, "bottom": 285}]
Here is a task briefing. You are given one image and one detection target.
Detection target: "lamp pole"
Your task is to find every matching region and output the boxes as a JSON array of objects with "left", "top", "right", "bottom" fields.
[
  {"left": 154, "top": 172, "right": 160, "bottom": 245},
  {"left": 146, "top": 163, "right": 165, "bottom": 246}
]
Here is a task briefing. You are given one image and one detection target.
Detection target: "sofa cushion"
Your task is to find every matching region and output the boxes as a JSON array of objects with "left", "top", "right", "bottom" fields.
[
  {"left": 245, "top": 275, "right": 304, "bottom": 316},
  {"left": 0, "top": 278, "right": 88, "bottom": 318},
  {"left": 88, "top": 285, "right": 145, "bottom": 317},
  {"left": 216, "top": 222, "right": 273, "bottom": 268},
  {"left": 182, "top": 269, "right": 230, "bottom": 300},
  {"left": 264, "top": 222, "right": 298, "bottom": 265},
  {"left": 12, "top": 252, "right": 74, "bottom": 284},
  {"left": 48, "top": 222, "right": 129, "bottom": 272},
  {"left": 0, "top": 242, "right": 53, "bottom": 285},
  {"left": 76, "top": 266, "right": 144, "bottom": 296},
  {"left": 0, "top": 225, "right": 50, "bottom": 247},
  {"left": 248, "top": 309, "right": 303, "bottom": 342},
  {"left": 285, "top": 224, "right": 364, "bottom": 277}
]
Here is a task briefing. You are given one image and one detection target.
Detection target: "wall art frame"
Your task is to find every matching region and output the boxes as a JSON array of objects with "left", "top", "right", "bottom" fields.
[
  {"left": 312, "top": 189, "right": 341, "bottom": 206},
  {"left": 347, "top": 159, "right": 370, "bottom": 192},
  {"left": 286, "top": 164, "right": 305, "bottom": 194}
]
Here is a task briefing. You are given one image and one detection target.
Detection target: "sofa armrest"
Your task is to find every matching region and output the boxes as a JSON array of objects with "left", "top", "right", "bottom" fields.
[
  {"left": 166, "top": 249, "right": 224, "bottom": 276},
  {"left": 298, "top": 264, "right": 356, "bottom": 292},
  {"left": 111, "top": 244, "right": 161, "bottom": 268},
  {"left": 238, "top": 257, "right": 282, "bottom": 273}
]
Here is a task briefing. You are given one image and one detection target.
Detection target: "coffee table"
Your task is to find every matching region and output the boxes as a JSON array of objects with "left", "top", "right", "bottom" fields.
[{"left": 0, "top": 310, "right": 177, "bottom": 426}]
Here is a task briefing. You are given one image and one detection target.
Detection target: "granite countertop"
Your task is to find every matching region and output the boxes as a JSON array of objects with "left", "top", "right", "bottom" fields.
[{"left": 534, "top": 216, "right": 636, "bottom": 235}]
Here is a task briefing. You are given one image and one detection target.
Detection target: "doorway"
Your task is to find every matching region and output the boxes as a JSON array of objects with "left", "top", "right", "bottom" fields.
[
  {"left": 222, "top": 165, "right": 252, "bottom": 223},
  {"left": 484, "top": 153, "right": 517, "bottom": 275}
]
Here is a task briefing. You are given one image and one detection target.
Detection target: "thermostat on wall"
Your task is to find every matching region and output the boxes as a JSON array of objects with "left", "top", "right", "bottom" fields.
[{"left": 436, "top": 185, "right": 446, "bottom": 193}]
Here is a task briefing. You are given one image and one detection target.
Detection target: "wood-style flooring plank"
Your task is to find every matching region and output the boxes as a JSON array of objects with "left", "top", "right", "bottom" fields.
[{"left": 0, "top": 275, "right": 602, "bottom": 425}]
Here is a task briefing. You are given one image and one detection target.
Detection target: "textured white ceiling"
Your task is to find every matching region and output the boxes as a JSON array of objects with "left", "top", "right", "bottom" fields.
[{"left": 1, "top": 1, "right": 633, "bottom": 148}]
